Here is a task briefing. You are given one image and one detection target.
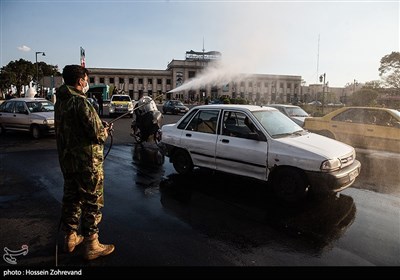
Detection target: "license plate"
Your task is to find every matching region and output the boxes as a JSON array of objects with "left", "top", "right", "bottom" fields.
[{"left": 349, "top": 169, "right": 359, "bottom": 181}]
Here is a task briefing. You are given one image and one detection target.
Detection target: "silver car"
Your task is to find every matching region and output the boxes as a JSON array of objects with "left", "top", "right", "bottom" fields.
[
  {"left": 0, "top": 98, "right": 55, "bottom": 139},
  {"left": 267, "top": 104, "right": 310, "bottom": 127}
]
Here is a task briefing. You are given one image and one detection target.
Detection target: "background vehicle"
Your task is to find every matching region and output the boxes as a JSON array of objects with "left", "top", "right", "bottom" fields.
[
  {"left": 109, "top": 94, "right": 134, "bottom": 118},
  {"left": 0, "top": 97, "right": 55, "bottom": 139},
  {"left": 161, "top": 104, "right": 361, "bottom": 202},
  {"left": 86, "top": 84, "right": 109, "bottom": 101},
  {"left": 87, "top": 97, "right": 99, "bottom": 114},
  {"left": 162, "top": 100, "right": 189, "bottom": 115},
  {"left": 267, "top": 104, "right": 310, "bottom": 127},
  {"left": 304, "top": 106, "right": 400, "bottom": 153}
]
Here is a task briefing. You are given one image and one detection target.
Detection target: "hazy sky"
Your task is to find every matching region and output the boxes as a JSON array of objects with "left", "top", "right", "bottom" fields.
[{"left": 1, "top": 0, "right": 399, "bottom": 87}]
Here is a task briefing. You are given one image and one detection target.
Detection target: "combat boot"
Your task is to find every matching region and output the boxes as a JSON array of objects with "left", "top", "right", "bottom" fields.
[
  {"left": 83, "top": 233, "right": 115, "bottom": 261},
  {"left": 64, "top": 231, "right": 84, "bottom": 253}
]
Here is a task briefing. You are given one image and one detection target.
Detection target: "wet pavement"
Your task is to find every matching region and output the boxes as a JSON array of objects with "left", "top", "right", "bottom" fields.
[{"left": 0, "top": 118, "right": 399, "bottom": 271}]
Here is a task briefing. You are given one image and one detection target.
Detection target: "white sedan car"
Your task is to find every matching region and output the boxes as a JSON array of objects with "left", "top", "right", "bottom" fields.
[{"left": 161, "top": 104, "right": 361, "bottom": 202}]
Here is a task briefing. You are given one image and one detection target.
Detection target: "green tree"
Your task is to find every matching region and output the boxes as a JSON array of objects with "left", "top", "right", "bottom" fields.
[
  {"left": 0, "top": 59, "right": 60, "bottom": 97},
  {"left": 379, "top": 51, "right": 400, "bottom": 91},
  {"left": 351, "top": 89, "right": 379, "bottom": 106}
]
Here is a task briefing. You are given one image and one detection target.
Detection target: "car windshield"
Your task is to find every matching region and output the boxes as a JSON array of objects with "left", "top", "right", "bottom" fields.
[
  {"left": 112, "top": 96, "right": 130, "bottom": 102},
  {"left": 287, "top": 107, "right": 309, "bottom": 117},
  {"left": 171, "top": 101, "right": 184, "bottom": 106},
  {"left": 252, "top": 110, "right": 305, "bottom": 138},
  {"left": 26, "top": 101, "right": 54, "bottom": 113}
]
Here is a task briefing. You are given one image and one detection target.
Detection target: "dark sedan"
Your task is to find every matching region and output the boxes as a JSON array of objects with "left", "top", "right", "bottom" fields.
[{"left": 162, "top": 100, "right": 189, "bottom": 115}]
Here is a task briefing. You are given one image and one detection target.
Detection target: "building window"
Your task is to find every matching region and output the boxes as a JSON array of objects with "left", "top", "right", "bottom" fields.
[
  {"left": 280, "top": 83, "right": 283, "bottom": 89},
  {"left": 89, "top": 77, "right": 95, "bottom": 84},
  {"left": 129, "top": 78, "right": 133, "bottom": 84},
  {"left": 148, "top": 90, "right": 153, "bottom": 97},
  {"left": 166, "top": 79, "right": 171, "bottom": 85},
  {"left": 139, "top": 78, "right": 143, "bottom": 84},
  {"left": 109, "top": 78, "right": 115, "bottom": 84},
  {"left": 240, "top": 81, "right": 245, "bottom": 87},
  {"left": 249, "top": 82, "right": 253, "bottom": 87},
  {"left": 157, "top": 79, "right": 162, "bottom": 85},
  {"left": 257, "top": 82, "right": 261, "bottom": 87},
  {"left": 189, "top": 71, "right": 195, "bottom": 78},
  {"left": 129, "top": 90, "right": 133, "bottom": 96},
  {"left": 264, "top": 82, "right": 268, "bottom": 87},
  {"left": 100, "top": 77, "right": 105, "bottom": 84},
  {"left": 148, "top": 79, "right": 152, "bottom": 85},
  {"left": 119, "top": 78, "right": 124, "bottom": 84}
]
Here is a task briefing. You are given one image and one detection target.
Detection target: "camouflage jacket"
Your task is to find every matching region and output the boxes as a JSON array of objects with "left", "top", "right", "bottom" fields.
[{"left": 55, "top": 84, "right": 107, "bottom": 173}]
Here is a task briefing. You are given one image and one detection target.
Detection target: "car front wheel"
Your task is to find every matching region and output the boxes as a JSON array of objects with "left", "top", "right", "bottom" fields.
[
  {"left": 31, "top": 125, "right": 41, "bottom": 139},
  {"left": 172, "top": 149, "right": 193, "bottom": 175},
  {"left": 272, "top": 167, "right": 309, "bottom": 202}
]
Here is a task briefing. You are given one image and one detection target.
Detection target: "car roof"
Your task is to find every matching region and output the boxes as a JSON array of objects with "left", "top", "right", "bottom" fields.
[
  {"left": 194, "top": 104, "right": 277, "bottom": 112},
  {"left": 267, "top": 104, "right": 299, "bottom": 108},
  {"left": 5, "top": 97, "right": 48, "bottom": 102}
]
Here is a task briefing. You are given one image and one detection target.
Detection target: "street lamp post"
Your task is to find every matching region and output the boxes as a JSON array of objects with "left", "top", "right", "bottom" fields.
[
  {"left": 319, "top": 73, "right": 327, "bottom": 114},
  {"left": 35, "top": 51, "right": 46, "bottom": 95},
  {"left": 353, "top": 79, "right": 358, "bottom": 94}
]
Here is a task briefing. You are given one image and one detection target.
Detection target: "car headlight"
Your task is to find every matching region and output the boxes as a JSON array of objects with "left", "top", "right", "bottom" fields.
[{"left": 321, "top": 158, "right": 341, "bottom": 171}]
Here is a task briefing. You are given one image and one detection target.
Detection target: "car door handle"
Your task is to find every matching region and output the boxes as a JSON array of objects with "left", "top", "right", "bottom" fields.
[
  {"left": 332, "top": 125, "right": 337, "bottom": 128},
  {"left": 221, "top": 139, "right": 229, "bottom": 143},
  {"left": 367, "top": 129, "right": 373, "bottom": 132},
  {"left": 13, "top": 114, "right": 16, "bottom": 117},
  {"left": 185, "top": 133, "right": 192, "bottom": 137}
]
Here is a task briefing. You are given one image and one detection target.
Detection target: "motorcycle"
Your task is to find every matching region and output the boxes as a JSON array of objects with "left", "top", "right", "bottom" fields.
[{"left": 130, "top": 96, "right": 163, "bottom": 144}]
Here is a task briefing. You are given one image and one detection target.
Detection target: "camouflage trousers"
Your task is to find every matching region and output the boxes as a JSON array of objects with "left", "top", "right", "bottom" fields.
[{"left": 61, "top": 169, "right": 104, "bottom": 237}]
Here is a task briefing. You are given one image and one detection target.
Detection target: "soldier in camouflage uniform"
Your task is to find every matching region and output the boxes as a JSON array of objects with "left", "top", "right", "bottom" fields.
[{"left": 55, "top": 65, "right": 114, "bottom": 260}]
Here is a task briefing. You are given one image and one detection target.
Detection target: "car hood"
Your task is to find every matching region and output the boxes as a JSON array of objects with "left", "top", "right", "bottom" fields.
[
  {"left": 32, "top": 111, "right": 54, "bottom": 120},
  {"left": 274, "top": 132, "right": 354, "bottom": 159}
]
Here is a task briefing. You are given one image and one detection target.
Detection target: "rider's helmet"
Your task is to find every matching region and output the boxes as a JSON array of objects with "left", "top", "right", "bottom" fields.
[{"left": 137, "top": 96, "right": 158, "bottom": 116}]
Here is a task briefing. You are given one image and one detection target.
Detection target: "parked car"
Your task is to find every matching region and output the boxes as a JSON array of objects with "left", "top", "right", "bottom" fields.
[
  {"left": 161, "top": 104, "right": 361, "bottom": 202},
  {"left": 267, "top": 104, "right": 311, "bottom": 127},
  {"left": 304, "top": 106, "right": 400, "bottom": 153},
  {"left": 87, "top": 97, "right": 99, "bottom": 113},
  {"left": 308, "top": 100, "right": 322, "bottom": 106},
  {"left": 109, "top": 94, "right": 134, "bottom": 118},
  {"left": 0, "top": 97, "right": 55, "bottom": 139},
  {"left": 162, "top": 100, "right": 189, "bottom": 115}
]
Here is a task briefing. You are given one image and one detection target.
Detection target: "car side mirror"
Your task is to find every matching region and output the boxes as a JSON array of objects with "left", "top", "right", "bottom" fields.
[{"left": 246, "top": 132, "right": 260, "bottom": 140}]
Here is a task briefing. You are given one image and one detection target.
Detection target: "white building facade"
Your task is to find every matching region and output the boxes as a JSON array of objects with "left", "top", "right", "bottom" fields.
[{"left": 87, "top": 50, "right": 303, "bottom": 104}]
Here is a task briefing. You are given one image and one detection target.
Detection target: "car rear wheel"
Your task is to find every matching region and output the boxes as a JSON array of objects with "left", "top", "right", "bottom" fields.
[
  {"left": 172, "top": 149, "right": 193, "bottom": 175},
  {"left": 31, "top": 125, "right": 41, "bottom": 139},
  {"left": 272, "top": 167, "right": 309, "bottom": 202}
]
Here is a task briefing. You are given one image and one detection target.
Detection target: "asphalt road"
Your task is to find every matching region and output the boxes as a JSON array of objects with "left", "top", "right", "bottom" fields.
[{"left": 0, "top": 113, "right": 399, "bottom": 275}]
